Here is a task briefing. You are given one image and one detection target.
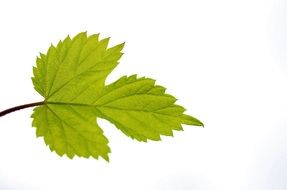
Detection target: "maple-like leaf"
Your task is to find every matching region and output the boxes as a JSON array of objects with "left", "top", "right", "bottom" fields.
[{"left": 31, "top": 32, "right": 203, "bottom": 161}]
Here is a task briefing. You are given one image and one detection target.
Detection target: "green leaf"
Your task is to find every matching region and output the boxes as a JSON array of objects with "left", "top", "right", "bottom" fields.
[{"left": 32, "top": 32, "right": 203, "bottom": 161}]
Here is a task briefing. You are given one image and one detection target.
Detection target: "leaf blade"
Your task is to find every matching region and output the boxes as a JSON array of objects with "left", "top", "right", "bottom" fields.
[{"left": 32, "top": 32, "right": 203, "bottom": 160}]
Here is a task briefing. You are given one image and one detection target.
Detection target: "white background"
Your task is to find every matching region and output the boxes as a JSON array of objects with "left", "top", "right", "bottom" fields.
[{"left": 0, "top": 0, "right": 286, "bottom": 189}]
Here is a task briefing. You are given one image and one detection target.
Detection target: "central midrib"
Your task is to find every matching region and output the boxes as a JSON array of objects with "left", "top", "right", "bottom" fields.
[
  {"left": 45, "top": 101, "right": 181, "bottom": 118},
  {"left": 46, "top": 101, "right": 97, "bottom": 107}
]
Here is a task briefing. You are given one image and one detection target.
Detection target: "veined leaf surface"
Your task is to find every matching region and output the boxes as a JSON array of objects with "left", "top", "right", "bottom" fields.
[{"left": 32, "top": 32, "right": 203, "bottom": 161}]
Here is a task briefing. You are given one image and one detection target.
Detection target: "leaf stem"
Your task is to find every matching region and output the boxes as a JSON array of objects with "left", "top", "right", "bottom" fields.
[{"left": 0, "top": 101, "right": 45, "bottom": 117}]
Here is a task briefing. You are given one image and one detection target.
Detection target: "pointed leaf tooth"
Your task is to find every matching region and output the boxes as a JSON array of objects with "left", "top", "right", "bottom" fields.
[{"left": 56, "top": 40, "right": 63, "bottom": 49}]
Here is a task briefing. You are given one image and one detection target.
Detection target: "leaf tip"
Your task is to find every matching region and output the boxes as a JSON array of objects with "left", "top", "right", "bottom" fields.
[{"left": 181, "top": 114, "right": 204, "bottom": 127}]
